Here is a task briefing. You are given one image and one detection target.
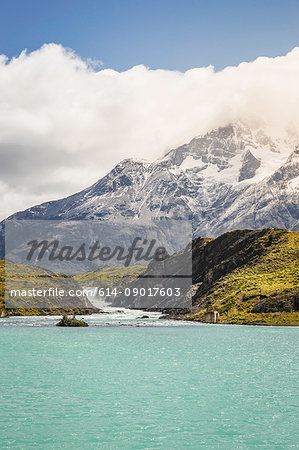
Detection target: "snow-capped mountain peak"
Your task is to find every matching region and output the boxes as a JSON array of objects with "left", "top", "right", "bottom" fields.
[{"left": 2, "top": 122, "right": 298, "bottom": 241}]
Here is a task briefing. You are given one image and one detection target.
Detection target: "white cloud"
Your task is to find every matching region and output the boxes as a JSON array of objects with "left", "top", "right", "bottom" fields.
[{"left": 0, "top": 43, "right": 299, "bottom": 219}]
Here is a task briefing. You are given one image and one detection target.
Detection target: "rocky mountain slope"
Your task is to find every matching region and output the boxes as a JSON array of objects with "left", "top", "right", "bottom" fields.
[
  {"left": 126, "top": 228, "right": 299, "bottom": 326},
  {"left": 188, "top": 228, "right": 299, "bottom": 325},
  {"left": 1, "top": 122, "right": 298, "bottom": 246}
]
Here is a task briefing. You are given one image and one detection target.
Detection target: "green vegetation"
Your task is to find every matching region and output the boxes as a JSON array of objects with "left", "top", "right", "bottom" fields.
[
  {"left": 56, "top": 314, "right": 88, "bottom": 327},
  {"left": 0, "top": 259, "right": 98, "bottom": 316},
  {"left": 0, "top": 260, "right": 146, "bottom": 316},
  {"left": 73, "top": 264, "right": 146, "bottom": 285},
  {"left": 1, "top": 228, "right": 298, "bottom": 326},
  {"left": 186, "top": 229, "right": 299, "bottom": 326}
]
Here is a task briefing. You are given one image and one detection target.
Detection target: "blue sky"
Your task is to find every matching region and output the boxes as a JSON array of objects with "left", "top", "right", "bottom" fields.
[
  {"left": 0, "top": 0, "right": 299, "bottom": 219},
  {"left": 0, "top": 0, "right": 299, "bottom": 71}
]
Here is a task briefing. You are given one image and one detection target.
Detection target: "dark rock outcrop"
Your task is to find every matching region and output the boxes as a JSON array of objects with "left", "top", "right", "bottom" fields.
[{"left": 56, "top": 315, "right": 89, "bottom": 327}]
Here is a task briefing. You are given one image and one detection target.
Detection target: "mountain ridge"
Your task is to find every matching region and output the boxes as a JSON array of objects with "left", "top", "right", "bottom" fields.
[
  {"left": 119, "top": 228, "right": 299, "bottom": 326},
  {"left": 1, "top": 122, "right": 298, "bottom": 252}
]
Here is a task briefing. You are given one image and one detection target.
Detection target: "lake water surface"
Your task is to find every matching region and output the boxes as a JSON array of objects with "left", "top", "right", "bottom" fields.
[{"left": 0, "top": 310, "right": 298, "bottom": 449}]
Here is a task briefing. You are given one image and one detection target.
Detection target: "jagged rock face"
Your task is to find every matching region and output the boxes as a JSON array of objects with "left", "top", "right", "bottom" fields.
[
  {"left": 2, "top": 123, "right": 298, "bottom": 244},
  {"left": 208, "top": 147, "right": 299, "bottom": 236},
  {"left": 110, "top": 228, "right": 299, "bottom": 314},
  {"left": 238, "top": 150, "right": 261, "bottom": 181}
]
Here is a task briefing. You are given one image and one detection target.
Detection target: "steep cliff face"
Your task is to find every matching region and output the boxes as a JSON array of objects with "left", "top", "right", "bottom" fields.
[
  {"left": 207, "top": 147, "right": 299, "bottom": 236},
  {"left": 189, "top": 228, "right": 299, "bottom": 325},
  {"left": 126, "top": 228, "right": 299, "bottom": 325},
  {"left": 1, "top": 123, "right": 298, "bottom": 251}
]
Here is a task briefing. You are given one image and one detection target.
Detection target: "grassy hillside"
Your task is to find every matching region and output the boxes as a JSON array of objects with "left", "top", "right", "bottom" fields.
[
  {"left": 0, "top": 260, "right": 146, "bottom": 316},
  {"left": 1, "top": 228, "right": 298, "bottom": 325},
  {"left": 186, "top": 229, "right": 299, "bottom": 325},
  {"left": 0, "top": 260, "right": 99, "bottom": 316},
  {"left": 73, "top": 264, "right": 146, "bottom": 285}
]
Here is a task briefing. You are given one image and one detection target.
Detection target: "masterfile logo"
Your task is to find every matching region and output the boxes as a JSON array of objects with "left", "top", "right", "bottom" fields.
[
  {"left": 5, "top": 219, "right": 192, "bottom": 310},
  {"left": 26, "top": 237, "right": 169, "bottom": 266}
]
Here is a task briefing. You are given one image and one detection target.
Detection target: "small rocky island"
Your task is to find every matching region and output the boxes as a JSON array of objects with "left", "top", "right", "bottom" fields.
[{"left": 56, "top": 315, "right": 89, "bottom": 327}]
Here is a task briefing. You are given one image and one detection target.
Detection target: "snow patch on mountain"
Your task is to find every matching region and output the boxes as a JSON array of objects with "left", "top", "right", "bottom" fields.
[
  {"left": 288, "top": 175, "right": 299, "bottom": 190},
  {"left": 1, "top": 122, "right": 298, "bottom": 247}
]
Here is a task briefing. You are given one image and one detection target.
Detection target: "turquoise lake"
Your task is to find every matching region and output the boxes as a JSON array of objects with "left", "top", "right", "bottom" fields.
[{"left": 0, "top": 311, "right": 298, "bottom": 449}]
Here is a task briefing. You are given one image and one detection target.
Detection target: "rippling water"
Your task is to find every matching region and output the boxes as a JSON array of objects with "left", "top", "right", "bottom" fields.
[{"left": 0, "top": 311, "right": 298, "bottom": 449}]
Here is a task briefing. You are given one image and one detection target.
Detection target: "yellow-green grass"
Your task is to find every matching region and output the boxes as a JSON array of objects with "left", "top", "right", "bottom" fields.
[
  {"left": 0, "top": 260, "right": 146, "bottom": 315},
  {"left": 186, "top": 230, "right": 299, "bottom": 326},
  {"left": 0, "top": 259, "right": 97, "bottom": 315},
  {"left": 73, "top": 264, "right": 146, "bottom": 286}
]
